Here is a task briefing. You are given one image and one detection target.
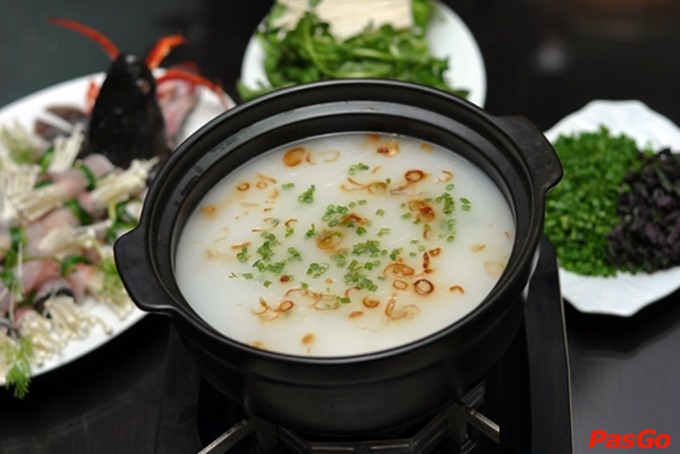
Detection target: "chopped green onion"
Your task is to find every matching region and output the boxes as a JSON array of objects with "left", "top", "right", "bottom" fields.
[
  {"left": 306, "top": 262, "right": 330, "bottom": 278},
  {"left": 61, "top": 255, "right": 93, "bottom": 276},
  {"left": 298, "top": 185, "right": 316, "bottom": 203},
  {"left": 65, "top": 198, "right": 93, "bottom": 225},
  {"left": 76, "top": 162, "right": 97, "bottom": 191},
  {"left": 348, "top": 162, "right": 369, "bottom": 176}
]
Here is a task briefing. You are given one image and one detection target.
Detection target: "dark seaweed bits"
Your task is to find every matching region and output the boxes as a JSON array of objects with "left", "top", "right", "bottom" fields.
[{"left": 606, "top": 149, "right": 680, "bottom": 273}]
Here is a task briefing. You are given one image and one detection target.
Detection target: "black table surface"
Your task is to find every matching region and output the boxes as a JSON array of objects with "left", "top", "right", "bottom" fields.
[{"left": 1, "top": 1, "right": 678, "bottom": 453}]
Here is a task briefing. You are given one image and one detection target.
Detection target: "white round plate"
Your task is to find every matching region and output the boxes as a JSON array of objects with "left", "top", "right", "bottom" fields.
[
  {"left": 0, "top": 73, "right": 231, "bottom": 384},
  {"left": 240, "top": 0, "right": 487, "bottom": 107},
  {"left": 544, "top": 99, "right": 680, "bottom": 317}
]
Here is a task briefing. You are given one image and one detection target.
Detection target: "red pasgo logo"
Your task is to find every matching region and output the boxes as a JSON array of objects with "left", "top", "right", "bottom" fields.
[{"left": 589, "top": 429, "right": 671, "bottom": 449}]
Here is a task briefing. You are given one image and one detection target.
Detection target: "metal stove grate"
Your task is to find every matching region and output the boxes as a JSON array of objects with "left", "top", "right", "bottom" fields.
[{"left": 199, "top": 382, "right": 498, "bottom": 454}]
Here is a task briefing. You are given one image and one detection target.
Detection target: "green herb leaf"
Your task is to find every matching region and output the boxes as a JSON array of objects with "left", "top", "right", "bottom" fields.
[
  {"left": 237, "top": 8, "right": 469, "bottom": 101},
  {"left": 2, "top": 336, "right": 33, "bottom": 399}
]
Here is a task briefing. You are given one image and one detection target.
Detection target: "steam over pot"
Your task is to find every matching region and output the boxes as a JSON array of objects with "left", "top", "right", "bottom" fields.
[{"left": 115, "top": 80, "right": 561, "bottom": 436}]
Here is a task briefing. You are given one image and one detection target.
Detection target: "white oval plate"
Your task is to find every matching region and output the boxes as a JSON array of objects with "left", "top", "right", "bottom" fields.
[
  {"left": 544, "top": 100, "right": 680, "bottom": 316},
  {"left": 240, "top": 0, "right": 487, "bottom": 107},
  {"left": 0, "top": 73, "right": 231, "bottom": 384}
]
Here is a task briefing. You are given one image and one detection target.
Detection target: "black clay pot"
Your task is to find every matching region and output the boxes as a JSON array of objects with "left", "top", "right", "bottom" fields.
[{"left": 115, "top": 80, "right": 561, "bottom": 437}]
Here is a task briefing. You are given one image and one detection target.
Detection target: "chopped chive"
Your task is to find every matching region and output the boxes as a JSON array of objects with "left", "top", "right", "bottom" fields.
[
  {"left": 306, "top": 262, "right": 330, "bottom": 278},
  {"left": 305, "top": 224, "right": 317, "bottom": 237},
  {"left": 377, "top": 228, "right": 390, "bottom": 237},
  {"left": 331, "top": 252, "right": 347, "bottom": 268},
  {"left": 298, "top": 185, "right": 316, "bottom": 203},
  {"left": 75, "top": 162, "right": 97, "bottom": 191},
  {"left": 348, "top": 162, "right": 369, "bottom": 176},
  {"left": 236, "top": 247, "right": 250, "bottom": 262}
]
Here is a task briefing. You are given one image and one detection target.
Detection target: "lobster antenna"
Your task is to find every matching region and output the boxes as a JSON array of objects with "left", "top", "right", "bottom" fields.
[
  {"left": 50, "top": 18, "right": 120, "bottom": 60},
  {"left": 155, "top": 68, "right": 230, "bottom": 108},
  {"left": 146, "top": 35, "right": 186, "bottom": 69}
]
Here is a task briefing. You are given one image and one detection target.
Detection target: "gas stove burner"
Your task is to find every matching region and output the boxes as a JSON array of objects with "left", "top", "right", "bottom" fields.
[{"left": 199, "top": 383, "right": 498, "bottom": 454}]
